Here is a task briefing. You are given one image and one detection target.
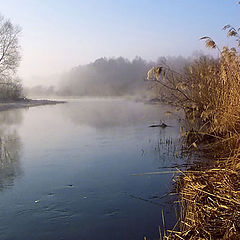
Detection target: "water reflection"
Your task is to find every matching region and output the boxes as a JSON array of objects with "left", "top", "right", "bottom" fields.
[
  {"left": 0, "top": 109, "right": 23, "bottom": 190},
  {"left": 61, "top": 99, "right": 183, "bottom": 168},
  {"left": 0, "top": 100, "right": 184, "bottom": 240},
  {"left": 0, "top": 109, "right": 23, "bottom": 126},
  {"left": 61, "top": 99, "right": 177, "bottom": 129}
]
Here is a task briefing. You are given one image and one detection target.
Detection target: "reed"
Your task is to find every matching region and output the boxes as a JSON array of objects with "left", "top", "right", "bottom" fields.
[
  {"left": 163, "top": 155, "right": 240, "bottom": 240},
  {"left": 148, "top": 47, "right": 240, "bottom": 154},
  {"left": 147, "top": 26, "right": 240, "bottom": 239}
]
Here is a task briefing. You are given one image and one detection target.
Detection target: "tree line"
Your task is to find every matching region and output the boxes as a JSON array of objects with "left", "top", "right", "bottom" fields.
[{"left": 26, "top": 55, "right": 190, "bottom": 98}]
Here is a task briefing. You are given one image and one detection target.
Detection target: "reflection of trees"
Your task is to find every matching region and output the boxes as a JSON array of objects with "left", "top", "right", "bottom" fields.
[
  {"left": 0, "top": 108, "right": 23, "bottom": 126},
  {"left": 0, "top": 109, "right": 23, "bottom": 190},
  {"left": 62, "top": 100, "right": 175, "bottom": 130}
]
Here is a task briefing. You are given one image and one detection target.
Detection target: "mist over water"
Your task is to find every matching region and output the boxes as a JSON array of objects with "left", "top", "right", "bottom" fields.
[
  {"left": 61, "top": 98, "right": 176, "bottom": 129},
  {"left": 0, "top": 1, "right": 239, "bottom": 239},
  {"left": 24, "top": 55, "right": 191, "bottom": 98},
  {"left": 0, "top": 99, "right": 185, "bottom": 240}
]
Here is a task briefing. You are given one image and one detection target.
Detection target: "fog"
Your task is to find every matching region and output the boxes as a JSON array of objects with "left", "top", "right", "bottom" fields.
[
  {"left": 60, "top": 99, "right": 179, "bottom": 130},
  {"left": 25, "top": 55, "right": 190, "bottom": 98}
]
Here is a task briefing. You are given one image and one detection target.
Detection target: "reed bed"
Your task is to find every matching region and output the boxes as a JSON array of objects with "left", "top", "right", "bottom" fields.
[
  {"left": 165, "top": 156, "right": 240, "bottom": 240},
  {"left": 148, "top": 46, "right": 240, "bottom": 239}
]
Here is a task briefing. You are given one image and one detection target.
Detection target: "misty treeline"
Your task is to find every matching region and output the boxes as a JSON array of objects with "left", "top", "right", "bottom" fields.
[
  {"left": 0, "top": 15, "right": 23, "bottom": 100},
  {"left": 59, "top": 57, "right": 149, "bottom": 97},
  {"left": 26, "top": 55, "right": 191, "bottom": 98}
]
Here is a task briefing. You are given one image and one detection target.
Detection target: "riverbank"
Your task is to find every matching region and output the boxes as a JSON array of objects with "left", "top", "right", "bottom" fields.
[
  {"left": 147, "top": 48, "right": 240, "bottom": 239},
  {"left": 0, "top": 98, "right": 66, "bottom": 112}
]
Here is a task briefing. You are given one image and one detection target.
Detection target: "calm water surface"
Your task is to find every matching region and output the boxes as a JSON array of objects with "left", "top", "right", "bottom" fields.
[{"left": 0, "top": 99, "right": 183, "bottom": 240}]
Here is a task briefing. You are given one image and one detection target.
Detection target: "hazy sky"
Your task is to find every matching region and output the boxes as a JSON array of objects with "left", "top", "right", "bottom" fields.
[{"left": 0, "top": 0, "right": 239, "bottom": 86}]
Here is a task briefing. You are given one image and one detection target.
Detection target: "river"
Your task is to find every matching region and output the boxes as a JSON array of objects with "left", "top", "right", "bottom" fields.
[{"left": 0, "top": 98, "right": 183, "bottom": 240}]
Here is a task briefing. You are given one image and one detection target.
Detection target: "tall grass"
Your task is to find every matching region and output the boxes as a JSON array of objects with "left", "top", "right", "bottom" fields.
[
  {"left": 148, "top": 47, "right": 240, "bottom": 156},
  {"left": 147, "top": 42, "right": 240, "bottom": 238}
]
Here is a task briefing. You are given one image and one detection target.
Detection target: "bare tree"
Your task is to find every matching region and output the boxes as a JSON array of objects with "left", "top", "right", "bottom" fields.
[{"left": 0, "top": 15, "right": 22, "bottom": 99}]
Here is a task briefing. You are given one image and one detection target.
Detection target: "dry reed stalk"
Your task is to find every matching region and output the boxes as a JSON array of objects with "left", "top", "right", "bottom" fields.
[
  {"left": 147, "top": 46, "right": 240, "bottom": 239},
  {"left": 167, "top": 155, "right": 240, "bottom": 240}
]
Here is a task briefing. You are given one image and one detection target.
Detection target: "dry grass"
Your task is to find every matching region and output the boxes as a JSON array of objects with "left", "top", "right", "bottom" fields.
[
  {"left": 147, "top": 47, "right": 240, "bottom": 239},
  {"left": 148, "top": 47, "right": 240, "bottom": 147},
  {"left": 164, "top": 156, "right": 240, "bottom": 240}
]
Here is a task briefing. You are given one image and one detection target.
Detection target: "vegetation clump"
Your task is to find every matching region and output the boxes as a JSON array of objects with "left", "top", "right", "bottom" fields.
[
  {"left": 148, "top": 46, "right": 240, "bottom": 154},
  {"left": 165, "top": 156, "right": 240, "bottom": 240},
  {"left": 148, "top": 18, "right": 240, "bottom": 240}
]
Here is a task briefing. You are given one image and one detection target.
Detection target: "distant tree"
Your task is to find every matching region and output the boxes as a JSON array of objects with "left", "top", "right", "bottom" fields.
[{"left": 0, "top": 14, "right": 22, "bottom": 99}]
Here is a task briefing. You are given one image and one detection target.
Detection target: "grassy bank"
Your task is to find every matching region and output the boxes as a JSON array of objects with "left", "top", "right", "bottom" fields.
[{"left": 148, "top": 47, "right": 240, "bottom": 239}]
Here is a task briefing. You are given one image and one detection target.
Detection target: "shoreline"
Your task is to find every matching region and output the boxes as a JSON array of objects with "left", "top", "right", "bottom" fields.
[{"left": 0, "top": 98, "right": 66, "bottom": 112}]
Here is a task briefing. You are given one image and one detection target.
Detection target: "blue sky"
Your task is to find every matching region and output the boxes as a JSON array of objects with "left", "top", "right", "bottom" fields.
[{"left": 0, "top": 0, "right": 239, "bottom": 86}]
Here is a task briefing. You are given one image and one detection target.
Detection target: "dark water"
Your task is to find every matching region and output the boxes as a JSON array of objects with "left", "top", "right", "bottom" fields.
[{"left": 0, "top": 99, "right": 183, "bottom": 240}]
